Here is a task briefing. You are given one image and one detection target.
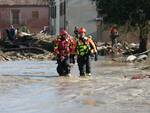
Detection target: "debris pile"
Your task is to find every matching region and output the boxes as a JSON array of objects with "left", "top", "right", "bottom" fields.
[
  {"left": 97, "top": 41, "right": 149, "bottom": 63},
  {"left": 0, "top": 33, "right": 55, "bottom": 61}
]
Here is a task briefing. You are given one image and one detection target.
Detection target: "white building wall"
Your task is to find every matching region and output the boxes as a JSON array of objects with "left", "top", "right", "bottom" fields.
[
  {"left": 66, "top": 0, "right": 97, "bottom": 37},
  {"left": 53, "top": 0, "right": 65, "bottom": 35}
]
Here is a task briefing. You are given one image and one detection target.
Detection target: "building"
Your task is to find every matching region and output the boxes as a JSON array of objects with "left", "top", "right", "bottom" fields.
[
  {"left": 49, "top": 0, "right": 97, "bottom": 36},
  {"left": 49, "top": 0, "right": 66, "bottom": 35},
  {"left": 0, "top": 0, "right": 50, "bottom": 33},
  {"left": 0, "top": 0, "right": 97, "bottom": 36},
  {"left": 66, "top": 0, "right": 97, "bottom": 37},
  {"left": 0, "top": 0, "right": 67, "bottom": 34}
]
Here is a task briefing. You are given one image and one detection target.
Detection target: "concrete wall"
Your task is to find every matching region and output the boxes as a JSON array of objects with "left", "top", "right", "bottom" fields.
[
  {"left": 0, "top": 8, "right": 10, "bottom": 28},
  {"left": 66, "top": 0, "right": 97, "bottom": 37}
]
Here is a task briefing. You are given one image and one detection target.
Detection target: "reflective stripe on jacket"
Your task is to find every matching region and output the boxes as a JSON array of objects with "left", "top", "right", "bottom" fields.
[
  {"left": 76, "top": 37, "right": 90, "bottom": 56},
  {"left": 69, "top": 37, "right": 77, "bottom": 54},
  {"left": 53, "top": 37, "right": 70, "bottom": 57}
]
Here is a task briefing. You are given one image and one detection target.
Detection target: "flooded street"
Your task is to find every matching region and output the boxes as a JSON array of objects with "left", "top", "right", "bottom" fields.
[{"left": 0, "top": 59, "right": 150, "bottom": 113}]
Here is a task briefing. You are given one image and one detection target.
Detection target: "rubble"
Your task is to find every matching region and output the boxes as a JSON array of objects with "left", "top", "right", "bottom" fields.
[
  {"left": 97, "top": 41, "right": 149, "bottom": 63},
  {"left": 0, "top": 33, "right": 55, "bottom": 61},
  {"left": 0, "top": 32, "right": 149, "bottom": 63}
]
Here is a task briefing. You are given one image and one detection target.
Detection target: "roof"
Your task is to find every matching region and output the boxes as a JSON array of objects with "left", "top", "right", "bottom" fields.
[{"left": 0, "top": 0, "right": 49, "bottom": 6}]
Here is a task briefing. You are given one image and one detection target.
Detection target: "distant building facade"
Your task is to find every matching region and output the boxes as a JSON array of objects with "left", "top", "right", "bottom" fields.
[
  {"left": 0, "top": 0, "right": 96, "bottom": 35},
  {"left": 0, "top": 0, "right": 50, "bottom": 33},
  {"left": 0, "top": 0, "right": 67, "bottom": 34}
]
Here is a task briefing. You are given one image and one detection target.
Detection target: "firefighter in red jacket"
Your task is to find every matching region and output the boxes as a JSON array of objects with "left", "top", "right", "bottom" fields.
[
  {"left": 53, "top": 30, "right": 71, "bottom": 76},
  {"left": 69, "top": 35, "right": 77, "bottom": 64},
  {"left": 110, "top": 24, "right": 119, "bottom": 47},
  {"left": 76, "top": 27, "right": 97, "bottom": 76}
]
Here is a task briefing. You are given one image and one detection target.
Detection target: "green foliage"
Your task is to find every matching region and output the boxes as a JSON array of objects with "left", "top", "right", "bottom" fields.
[{"left": 94, "top": 0, "right": 150, "bottom": 26}]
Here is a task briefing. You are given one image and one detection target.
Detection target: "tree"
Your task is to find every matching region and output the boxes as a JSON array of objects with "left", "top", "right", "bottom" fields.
[{"left": 93, "top": 0, "right": 150, "bottom": 53}]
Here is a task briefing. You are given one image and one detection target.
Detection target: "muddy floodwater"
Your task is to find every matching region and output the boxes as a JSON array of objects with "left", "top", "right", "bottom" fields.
[{"left": 0, "top": 58, "right": 150, "bottom": 113}]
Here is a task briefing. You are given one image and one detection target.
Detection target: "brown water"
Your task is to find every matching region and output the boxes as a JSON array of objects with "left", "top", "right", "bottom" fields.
[{"left": 0, "top": 59, "right": 150, "bottom": 113}]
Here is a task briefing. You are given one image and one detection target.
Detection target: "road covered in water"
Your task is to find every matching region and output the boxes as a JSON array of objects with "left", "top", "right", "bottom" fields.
[{"left": 0, "top": 59, "right": 150, "bottom": 113}]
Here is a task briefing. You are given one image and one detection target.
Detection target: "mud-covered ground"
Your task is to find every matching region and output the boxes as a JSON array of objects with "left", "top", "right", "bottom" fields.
[{"left": 0, "top": 58, "right": 150, "bottom": 113}]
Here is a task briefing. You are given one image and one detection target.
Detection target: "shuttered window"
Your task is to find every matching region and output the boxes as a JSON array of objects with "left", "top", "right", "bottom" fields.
[{"left": 32, "top": 11, "right": 39, "bottom": 19}]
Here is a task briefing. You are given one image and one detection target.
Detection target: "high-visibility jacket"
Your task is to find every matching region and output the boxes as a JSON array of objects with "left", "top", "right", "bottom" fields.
[
  {"left": 76, "top": 36, "right": 97, "bottom": 56},
  {"left": 69, "top": 36, "right": 77, "bottom": 54},
  {"left": 87, "top": 37, "right": 97, "bottom": 54},
  {"left": 53, "top": 36, "right": 70, "bottom": 57},
  {"left": 53, "top": 36, "right": 60, "bottom": 54}
]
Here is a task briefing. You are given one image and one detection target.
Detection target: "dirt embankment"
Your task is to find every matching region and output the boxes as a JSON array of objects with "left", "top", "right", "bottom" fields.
[{"left": 0, "top": 33, "right": 55, "bottom": 61}]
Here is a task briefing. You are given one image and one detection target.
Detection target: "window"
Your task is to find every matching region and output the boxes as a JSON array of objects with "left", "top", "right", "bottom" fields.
[
  {"left": 11, "top": 9, "right": 20, "bottom": 24},
  {"left": 32, "top": 11, "right": 39, "bottom": 19}
]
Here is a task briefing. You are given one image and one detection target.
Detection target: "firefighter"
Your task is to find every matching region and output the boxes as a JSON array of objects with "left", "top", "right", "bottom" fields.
[
  {"left": 76, "top": 27, "right": 97, "bottom": 76},
  {"left": 110, "top": 24, "right": 119, "bottom": 47},
  {"left": 68, "top": 26, "right": 79, "bottom": 64},
  {"left": 74, "top": 26, "right": 79, "bottom": 38},
  {"left": 88, "top": 35, "right": 98, "bottom": 61},
  {"left": 6, "top": 25, "right": 17, "bottom": 42},
  {"left": 53, "top": 30, "right": 71, "bottom": 76},
  {"left": 69, "top": 35, "right": 77, "bottom": 64}
]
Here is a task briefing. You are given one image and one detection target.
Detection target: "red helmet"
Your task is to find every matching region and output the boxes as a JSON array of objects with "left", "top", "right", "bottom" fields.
[
  {"left": 78, "top": 27, "right": 86, "bottom": 34},
  {"left": 60, "top": 29, "right": 68, "bottom": 36}
]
